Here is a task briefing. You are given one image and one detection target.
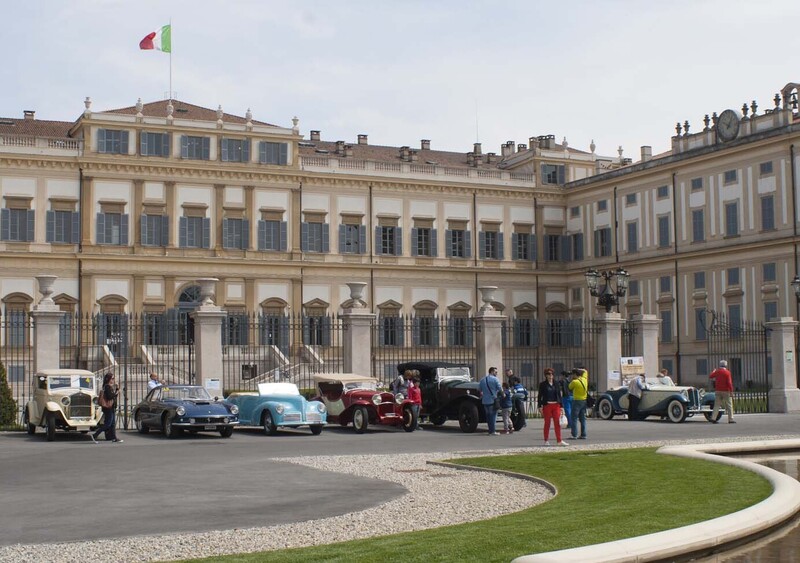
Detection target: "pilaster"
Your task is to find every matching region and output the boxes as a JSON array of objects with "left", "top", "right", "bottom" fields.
[
  {"left": 765, "top": 318, "right": 800, "bottom": 413},
  {"left": 596, "top": 312, "right": 625, "bottom": 392}
]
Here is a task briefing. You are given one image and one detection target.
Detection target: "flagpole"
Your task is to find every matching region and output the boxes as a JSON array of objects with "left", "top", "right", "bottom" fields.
[{"left": 169, "top": 19, "right": 172, "bottom": 100}]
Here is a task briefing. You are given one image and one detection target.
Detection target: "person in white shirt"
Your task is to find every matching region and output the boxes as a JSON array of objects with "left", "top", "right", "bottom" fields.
[
  {"left": 627, "top": 374, "right": 647, "bottom": 421},
  {"left": 656, "top": 368, "right": 675, "bottom": 386},
  {"left": 148, "top": 372, "right": 164, "bottom": 390}
]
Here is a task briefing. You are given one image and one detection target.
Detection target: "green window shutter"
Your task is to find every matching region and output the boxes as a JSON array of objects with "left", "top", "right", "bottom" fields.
[
  {"left": 279, "top": 143, "right": 288, "bottom": 165},
  {"left": 46, "top": 210, "right": 55, "bottom": 243}
]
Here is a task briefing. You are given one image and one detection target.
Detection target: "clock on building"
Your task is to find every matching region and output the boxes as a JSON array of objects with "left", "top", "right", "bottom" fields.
[{"left": 716, "top": 109, "right": 740, "bottom": 142}]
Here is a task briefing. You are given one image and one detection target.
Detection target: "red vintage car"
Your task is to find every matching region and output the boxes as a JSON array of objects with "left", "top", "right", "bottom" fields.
[{"left": 312, "top": 373, "right": 417, "bottom": 433}]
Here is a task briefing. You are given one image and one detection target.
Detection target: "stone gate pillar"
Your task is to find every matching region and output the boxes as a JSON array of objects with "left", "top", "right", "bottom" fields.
[
  {"left": 632, "top": 313, "right": 660, "bottom": 379},
  {"left": 30, "top": 275, "right": 64, "bottom": 373},
  {"left": 475, "top": 287, "right": 507, "bottom": 382},
  {"left": 190, "top": 278, "right": 226, "bottom": 392},
  {"left": 597, "top": 312, "right": 625, "bottom": 392},
  {"left": 765, "top": 317, "right": 800, "bottom": 413},
  {"left": 341, "top": 282, "right": 375, "bottom": 375}
]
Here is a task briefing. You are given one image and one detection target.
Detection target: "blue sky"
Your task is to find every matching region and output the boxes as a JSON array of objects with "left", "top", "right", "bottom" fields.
[{"left": 3, "top": 0, "right": 799, "bottom": 157}]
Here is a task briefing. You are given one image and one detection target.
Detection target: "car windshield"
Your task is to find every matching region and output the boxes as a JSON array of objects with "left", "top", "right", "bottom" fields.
[
  {"left": 258, "top": 382, "right": 300, "bottom": 396},
  {"left": 344, "top": 381, "right": 378, "bottom": 391},
  {"left": 49, "top": 376, "right": 95, "bottom": 391},
  {"left": 161, "top": 386, "right": 211, "bottom": 401}
]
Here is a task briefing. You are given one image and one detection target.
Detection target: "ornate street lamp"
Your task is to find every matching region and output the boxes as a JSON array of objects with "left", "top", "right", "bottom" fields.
[
  {"left": 791, "top": 275, "right": 800, "bottom": 300},
  {"left": 585, "top": 267, "right": 630, "bottom": 313}
]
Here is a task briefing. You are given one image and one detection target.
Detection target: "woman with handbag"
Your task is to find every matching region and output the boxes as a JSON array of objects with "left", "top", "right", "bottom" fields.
[
  {"left": 92, "top": 372, "right": 123, "bottom": 443},
  {"left": 537, "top": 368, "right": 568, "bottom": 446}
]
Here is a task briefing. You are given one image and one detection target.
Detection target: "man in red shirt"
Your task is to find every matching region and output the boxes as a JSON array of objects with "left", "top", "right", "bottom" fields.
[{"left": 709, "top": 360, "right": 736, "bottom": 424}]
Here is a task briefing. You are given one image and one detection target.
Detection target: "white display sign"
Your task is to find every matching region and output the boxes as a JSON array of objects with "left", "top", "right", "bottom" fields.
[
  {"left": 205, "top": 378, "right": 221, "bottom": 391},
  {"left": 620, "top": 356, "right": 645, "bottom": 376},
  {"left": 607, "top": 370, "right": 621, "bottom": 389}
]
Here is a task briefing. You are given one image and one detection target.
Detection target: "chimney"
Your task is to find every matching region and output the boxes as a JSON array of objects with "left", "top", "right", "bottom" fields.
[
  {"left": 310, "top": 130, "right": 321, "bottom": 141},
  {"left": 538, "top": 135, "right": 556, "bottom": 150},
  {"left": 473, "top": 142, "right": 482, "bottom": 155},
  {"left": 345, "top": 144, "right": 354, "bottom": 158},
  {"left": 421, "top": 139, "right": 430, "bottom": 150},
  {"left": 529, "top": 137, "right": 538, "bottom": 148},
  {"left": 23, "top": 110, "right": 35, "bottom": 120},
  {"left": 335, "top": 140, "right": 345, "bottom": 155},
  {"left": 466, "top": 152, "right": 475, "bottom": 166},
  {"left": 357, "top": 134, "right": 368, "bottom": 145},
  {"left": 640, "top": 145, "right": 652, "bottom": 162},
  {"left": 399, "top": 146, "right": 410, "bottom": 161},
  {"left": 517, "top": 143, "right": 527, "bottom": 153},
  {"left": 501, "top": 141, "right": 514, "bottom": 158},
  {"left": 486, "top": 152, "right": 497, "bottom": 164},
  {"left": 409, "top": 149, "right": 419, "bottom": 162}
]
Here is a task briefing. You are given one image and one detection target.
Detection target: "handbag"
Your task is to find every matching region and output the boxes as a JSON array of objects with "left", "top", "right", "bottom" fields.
[
  {"left": 98, "top": 387, "right": 113, "bottom": 409},
  {"left": 559, "top": 409, "right": 569, "bottom": 429},
  {"left": 493, "top": 395, "right": 501, "bottom": 410}
]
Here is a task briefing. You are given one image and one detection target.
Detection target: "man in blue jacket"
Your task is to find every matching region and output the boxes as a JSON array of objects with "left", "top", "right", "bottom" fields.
[{"left": 479, "top": 367, "right": 502, "bottom": 435}]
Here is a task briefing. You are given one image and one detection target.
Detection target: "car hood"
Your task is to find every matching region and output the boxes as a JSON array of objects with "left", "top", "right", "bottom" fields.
[
  {"left": 163, "top": 399, "right": 234, "bottom": 412},
  {"left": 437, "top": 380, "right": 481, "bottom": 391}
]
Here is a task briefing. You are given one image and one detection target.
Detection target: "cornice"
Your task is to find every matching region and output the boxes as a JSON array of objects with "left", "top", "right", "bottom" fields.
[{"left": 0, "top": 157, "right": 79, "bottom": 171}]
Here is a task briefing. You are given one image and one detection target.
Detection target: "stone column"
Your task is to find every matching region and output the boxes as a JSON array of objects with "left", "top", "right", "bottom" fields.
[
  {"left": 30, "top": 275, "right": 64, "bottom": 373},
  {"left": 596, "top": 312, "right": 625, "bottom": 392},
  {"left": 341, "top": 282, "right": 375, "bottom": 375},
  {"left": 475, "top": 287, "right": 506, "bottom": 382},
  {"left": 190, "top": 278, "right": 226, "bottom": 392},
  {"left": 632, "top": 313, "right": 661, "bottom": 378},
  {"left": 765, "top": 317, "right": 800, "bottom": 413}
]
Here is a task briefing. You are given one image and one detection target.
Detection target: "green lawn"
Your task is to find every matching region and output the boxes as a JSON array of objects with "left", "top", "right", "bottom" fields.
[{"left": 183, "top": 447, "right": 772, "bottom": 563}]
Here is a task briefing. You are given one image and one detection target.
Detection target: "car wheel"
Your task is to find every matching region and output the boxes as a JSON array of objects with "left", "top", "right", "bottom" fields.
[
  {"left": 597, "top": 398, "right": 615, "bottom": 420},
  {"left": 429, "top": 414, "right": 447, "bottom": 426},
  {"left": 704, "top": 411, "right": 723, "bottom": 422},
  {"left": 219, "top": 426, "right": 234, "bottom": 438},
  {"left": 310, "top": 424, "right": 324, "bottom": 435},
  {"left": 666, "top": 400, "right": 688, "bottom": 423},
  {"left": 24, "top": 409, "right": 36, "bottom": 435},
  {"left": 402, "top": 406, "right": 417, "bottom": 432},
  {"left": 262, "top": 411, "right": 278, "bottom": 436},
  {"left": 163, "top": 414, "right": 179, "bottom": 438},
  {"left": 45, "top": 412, "right": 56, "bottom": 442},
  {"left": 458, "top": 402, "right": 479, "bottom": 433},
  {"left": 352, "top": 406, "right": 369, "bottom": 434},
  {"left": 134, "top": 411, "right": 149, "bottom": 434},
  {"left": 512, "top": 407, "right": 526, "bottom": 431}
]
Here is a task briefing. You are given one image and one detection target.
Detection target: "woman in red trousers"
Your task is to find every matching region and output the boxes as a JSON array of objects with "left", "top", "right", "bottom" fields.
[{"left": 537, "top": 368, "right": 569, "bottom": 447}]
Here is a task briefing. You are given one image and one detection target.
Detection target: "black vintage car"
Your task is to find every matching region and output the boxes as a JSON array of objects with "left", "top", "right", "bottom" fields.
[{"left": 397, "top": 362, "right": 524, "bottom": 433}]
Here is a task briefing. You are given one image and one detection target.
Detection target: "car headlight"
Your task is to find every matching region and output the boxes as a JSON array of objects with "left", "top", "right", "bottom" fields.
[
  {"left": 92, "top": 397, "right": 99, "bottom": 405},
  {"left": 681, "top": 390, "right": 689, "bottom": 400},
  {"left": 176, "top": 406, "right": 186, "bottom": 416},
  {"left": 394, "top": 393, "right": 404, "bottom": 405},
  {"left": 229, "top": 405, "right": 239, "bottom": 415},
  {"left": 275, "top": 404, "right": 285, "bottom": 415},
  {"left": 60, "top": 396, "right": 71, "bottom": 407},
  {"left": 372, "top": 394, "right": 382, "bottom": 406},
  {"left": 316, "top": 403, "right": 326, "bottom": 413}
]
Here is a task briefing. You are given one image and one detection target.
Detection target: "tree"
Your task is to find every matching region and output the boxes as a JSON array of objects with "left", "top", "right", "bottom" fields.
[{"left": 0, "top": 362, "right": 18, "bottom": 427}]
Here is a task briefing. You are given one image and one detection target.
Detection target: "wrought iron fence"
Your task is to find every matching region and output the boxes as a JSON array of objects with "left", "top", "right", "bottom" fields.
[
  {"left": 622, "top": 320, "right": 639, "bottom": 358},
  {"left": 0, "top": 312, "right": 34, "bottom": 429}
]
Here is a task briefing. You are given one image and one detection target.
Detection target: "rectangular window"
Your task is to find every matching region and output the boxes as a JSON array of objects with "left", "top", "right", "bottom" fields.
[
  {"left": 656, "top": 185, "right": 669, "bottom": 199},
  {"left": 379, "top": 316, "right": 403, "bottom": 347},
  {"left": 764, "top": 301, "right": 778, "bottom": 322},
  {"left": 46, "top": 210, "right": 80, "bottom": 244},
  {"left": 569, "top": 206, "right": 580, "bottom": 218},
  {"left": 594, "top": 227, "right": 611, "bottom": 257},
  {"left": 301, "top": 222, "right": 329, "bottom": 253},
  {"left": 448, "top": 317, "right": 473, "bottom": 348},
  {"left": 512, "top": 232, "right": 533, "bottom": 261},
  {"left": 760, "top": 161, "right": 774, "bottom": 176},
  {"left": 626, "top": 222, "right": 638, "bottom": 253},
  {"left": 545, "top": 234, "right": 561, "bottom": 261},
  {"left": 541, "top": 163, "right": 565, "bottom": 184},
  {"left": 223, "top": 217, "right": 249, "bottom": 250},
  {"left": 96, "top": 212, "right": 129, "bottom": 246},
  {"left": 259, "top": 141, "right": 289, "bottom": 165},
  {"left": 411, "top": 227, "right": 437, "bottom": 257},
  {"left": 413, "top": 316, "right": 438, "bottom": 347},
  {"left": 696, "top": 358, "right": 708, "bottom": 378},
  {"left": 691, "top": 177, "right": 703, "bottom": 191},
  {"left": 694, "top": 271, "right": 706, "bottom": 289},
  {"left": 628, "top": 280, "right": 639, "bottom": 297},
  {"left": 223, "top": 313, "right": 248, "bottom": 346},
  {"left": 625, "top": 193, "right": 637, "bottom": 206},
  {"left": 1, "top": 208, "right": 35, "bottom": 242},
  {"left": 179, "top": 216, "right": 211, "bottom": 248},
  {"left": 6, "top": 309, "right": 28, "bottom": 347},
  {"left": 659, "top": 275, "right": 671, "bottom": 293},
  {"left": 480, "top": 230, "right": 503, "bottom": 260},
  {"left": 570, "top": 233, "right": 584, "bottom": 261},
  {"left": 221, "top": 138, "right": 250, "bottom": 162},
  {"left": 657, "top": 215, "right": 670, "bottom": 248},
  {"left": 514, "top": 318, "right": 537, "bottom": 347},
  {"left": 728, "top": 304, "right": 742, "bottom": 336},
  {"left": 695, "top": 308, "right": 707, "bottom": 341},
  {"left": 180, "top": 135, "right": 211, "bottom": 160},
  {"left": 141, "top": 214, "right": 168, "bottom": 247},
  {"left": 761, "top": 195, "right": 775, "bottom": 231},
  {"left": 725, "top": 202, "right": 739, "bottom": 236},
  {"left": 727, "top": 267, "right": 740, "bottom": 286},
  {"left": 97, "top": 129, "right": 129, "bottom": 154},
  {"left": 377, "top": 226, "right": 402, "bottom": 256},
  {"left": 723, "top": 169, "right": 738, "bottom": 184},
  {"left": 597, "top": 200, "right": 608, "bottom": 212},
  {"left": 763, "top": 262, "right": 776, "bottom": 282},
  {"left": 660, "top": 309, "right": 672, "bottom": 343},
  {"left": 571, "top": 287, "right": 582, "bottom": 302},
  {"left": 258, "top": 220, "right": 287, "bottom": 251},
  {"left": 340, "top": 223, "right": 366, "bottom": 254},
  {"left": 691, "top": 209, "right": 705, "bottom": 242},
  {"left": 140, "top": 132, "right": 170, "bottom": 157}
]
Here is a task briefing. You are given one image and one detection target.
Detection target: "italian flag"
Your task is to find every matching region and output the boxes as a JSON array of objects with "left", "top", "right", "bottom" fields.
[{"left": 139, "top": 25, "right": 171, "bottom": 52}]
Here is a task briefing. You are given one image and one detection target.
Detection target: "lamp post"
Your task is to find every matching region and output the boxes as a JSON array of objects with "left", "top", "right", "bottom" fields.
[
  {"left": 791, "top": 275, "right": 800, "bottom": 301},
  {"left": 585, "top": 267, "right": 630, "bottom": 313}
]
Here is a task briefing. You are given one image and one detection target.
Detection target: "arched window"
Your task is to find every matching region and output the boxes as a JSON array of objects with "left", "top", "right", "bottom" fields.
[
  {"left": 377, "top": 300, "right": 403, "bottom": 347},
  {"left": 412, "top": 300, "right": 438, "bottom": 347},
  {"left": 447, "top": 301, "right": 473, "bottom": 348},
  {"left": 259, "top": 298, "right": 289, "bottom": 352}
]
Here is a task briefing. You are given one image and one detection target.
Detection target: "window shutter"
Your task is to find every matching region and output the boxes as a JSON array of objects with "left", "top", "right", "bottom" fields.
[
  {"left": 594, "top": 230, "right": 600, "bottom": 257},
  {"left": 338, "top": 224, "right": 346, "bottom": 253},
  {"left": 202, "top": 137, "right": 210, "bottom": 160},
  {"left": 397, "top": 318, "right": 405, "bottom": 347},
  {"left": 279, "top": 143, "right": 288, "bottom": 165},
  {"left": 258, "top": 220, "right": 267, "bottom": 250},
  {"left": 374, "top": 226, "right": 382, "bottom": 255},
  {"left": 357, "top": 225, "right": 366, "bottom": 254},
  {"left": 241, "top": 219, "right": 250, "bottom": 249},
  {"left": 574, "top": 234, "right": 583, "bottom": 260},
  {"left": 97, "top": 129, "right": 106, "bottom": 152},
  {"left": 446, "top": 318, "right": 455, "bottom": 347},
  {"left": 222, "top": 218, "right": 230, "bottom": 248},
  {"left": 321, "top": 315, "right": 332, "bottom": 346},
  {"left": 243, "top": 139, "right": 251, "bottom": 162},
  {"left": 445, "top": 230, "right": 453, "bottom": 257},
  {"left": 513, "top": 318, "right": 522, "bottom": 347},
  {"left": 162, "top": 133, "right": 171, "bottom": 157},
  {"left": 301, "top": 222, "right": 309, "bottom": 252},
  {"left": 302, "top": 315, "right": 311, "bottom": 344},
  {"left": 140, "top": 132, "right": 147, "bottom": 155},
  {"left": 322, "top": 223, "right": 329, "bottom": 253},
  {"left": 46, "top": 210, "right": 55, "bottom": 243},
  {"left": 120, "top": 131, "right": 129, "bottom": 154},
  {"left": 511, "top": 233, "right": 519, "bottom": 260},
  {"left": 571, "top": 319, "right": 583, "bottom": 347},
  {"left": 560, "top": 235, "right": 571, "bottom": 262},
  {"left": 410, "top": 228, "right": 418, "bottom": 256},
  {"left": 531, "top": 319, "right": 540, "bottom": 347},
  {"left": 179, "top": 217, "right": 187, "bottom": 247},
  {"left": 395, "top": 227, "right": 402, "bottom": 255},
  {"left": 279, "top": 221, "right": 287, "bottom": 251},
  {"left": 430, "top": 228, "right": 438, "bottom": 257},
  {"left": 465, "top": 230, "right": 471, "bottom": 258},
  {"left": 411, "top": 317, "right": 420, "bottom": 346},
  {"left": 71, "top": 211, "right": 80, "bottom": 243},
  {"left": 558, "top": 165, "right": 566, "bottom": 184},
  {"left": 202, "top": 217, "right": 211, "bottom": 248},
  {"left": 180, "top": 135, "right": 188, "bottom": 158},
  {"left": 259, "top": 142, "right": 267, "bottom": 164},
  {"left": 141, "top": 215, "right": 149, "bottom": 245},
  {"left": 497, "top": 232, "right": 504, "bottom": 260},
  {"left": 120, "top": 214, "right": 129, "bottom": 246},
  {"left": 431, "top": 316, "right": 440, "bottom": 347},
  {"left": 531, "top": 234, "right": 537, "bottom": 261},
  {"left": 479, "top": 232, "right": 486, "bottom": 259},
  {"left": 160, "top": 215, "right": 169, "bottom": 246},
  {"left": 378, "top": 318, "right": 386, "bottom": 346},
  {"left": 465, "top": 320, "right": 474, "bottom": 347},
  {"left": 96, "top": 213, "right": 105, "bottom": 244},
  {"left": 221, "top": 139, "right": 229, "bottom": 162}
]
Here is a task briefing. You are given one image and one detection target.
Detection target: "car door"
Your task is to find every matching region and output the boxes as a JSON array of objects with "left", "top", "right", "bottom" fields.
[{"left": 142, "top": 387, "right": 161, "bottom": 426}]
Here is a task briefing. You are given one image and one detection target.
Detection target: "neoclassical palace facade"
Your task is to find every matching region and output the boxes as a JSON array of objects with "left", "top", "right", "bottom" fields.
[{"left": 2, "top": 81, "right": 800, "bottom": 383}]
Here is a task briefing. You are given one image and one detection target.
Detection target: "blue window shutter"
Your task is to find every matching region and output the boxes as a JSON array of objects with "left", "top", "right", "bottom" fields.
[
  {"left": 279, "top": 221, "right": 287, "bottom": 251},
  {"left": 432, "top": 317, "right": 440, "bottom": 347},
  {"left": 160, "top": 215, "right": 169, "bottom": 246},
  {"left": 560, "top": 235, "right": 571, "bottom": 262},
  {"left": 575, "top": 234, "right": 583, "bottom": 260},
  {"left": 202, "top": 218, "right": 211, "bottom": 248},
  {"left": 530, "top": 234, "right": 537, "bottom": 261},
  {"left": 430, "top": 228, "right": 437, "bottom": 257},
  {"left": 96, "top": 213, "right": 105, "bottom": 244},
  {"left": 221, "top": 139, "right": 229, "bottom": 161},
  {"left": 322, "top": 315, "right": 332, "bottom": 346},
  {"left": 120, "top": 214, "right": 129, "bottom": 245},
  {"left": 301, "top": 222, "right": 309, "bottom": 252},
  {"left": 179, "top": 217, "right": 187, "bottom": 247},
  {"left": 513, "top": 318, "right": 522, "bottom": 347},
  {"left": 378, "top": 318, "right": 386, "bottom": 346},
  {"left": 466, "top": 320, "right": 474, "bottom": 347},
  {"left": 511, "top": 233, "right": 519, "bottom": 260},
  {"left": 163, "top": 133, "right": 171, "bottom": 157},
  {"left": 71, "top": 211, "right": 80, "bottom": 244},
  {"left": 141, "top": 215, "right": 149, "bottom": 245},
  {"left": 465, "top": 231, "right": 472, "bottom": 258},
  {"left": 322, "top": 223, "right": 330, "bottom": 253},
  {"left": 498, "top": 232, "right": 504, "bottom": 260},
  {"left": 279, "top": 143, "right": 288, "bottom": 165},
  {"left": 46, "top": 210, "right": 55, "bottom": 242},
  {"left": 374, "top": 226, "right": 382, "bottom": 255},
  {"left": 241, "top": 219, "right": 250, "bottom": 249},
  {"left": 445, "top": 230, "right": 453, "bottom": 257},
  {"left": 359, "top": 225, "right": 366, "bottom": 254},
  {"left": 140, "top": 132, "right": 147, "bottom": 155},
  {"left": 259, "top": 142, "right": 266, "bottom": 163},
  {"left": 202, "top": 137, "right": 210, "bottom": 160},
  {"left": 25, "top": 209, "right": 35, "bottom": 241},
  {"left": 121, "top": 131, "right": 129, "bottom": 154},
  {"left": 558, "top": 165, "right": 566, "bottom": 184},
  {"left": 338, "top": 224, "right": 346, "bottom": 253},
  {"left": 258, "top": 220, "right": 267, "bottom": 250},
  {"left": 446, "top": 318, "right": 454, "bottom": 347},
  {"left": 397, "top": 318, "right": 405, "bottom": 347},
  {"left": 411, "top": 228, "right": 418, "bottom": 256},
  {"left": 243, "top": 139, "right": 250, "bottom": 162},
  {"left": 97, "top": 129, "right": 106, "bottom": 152},
  {"left": 594, "top": 230, "right": 600, "bottom": 257},
  {"left": 302, "top": 315, "right": 310, "bottom": 344},
  {"left": 180, "top": 135, "right": 188, "bottom": 158},
  {"left": 395, "top": 227, "right": 402, "bottom": 255},
  {"left": 222, "top": 218, "right": 230, "bottom": 248},
  {"left": 479, "top": 232, "right": 486, "bottom": 259},
  {"left": 411, "top": 317, "right": 420, "bottom": 346}
]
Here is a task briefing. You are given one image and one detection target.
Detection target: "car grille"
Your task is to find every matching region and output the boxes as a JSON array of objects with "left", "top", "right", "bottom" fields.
[
  {"left": 68, "top": 392, "right": 92, "bottom": 418},
  {"left": 191, "top": 416, "right": 231, "bottom": 424},
  {"left": 306, "top": 413, "right": 322, "bottom": 422},
  {"left": 283, "top": 413, "right": 301, "bottom": 422},
  {"left": 687, "top": 388, "right": 701, "bottom": 409}
]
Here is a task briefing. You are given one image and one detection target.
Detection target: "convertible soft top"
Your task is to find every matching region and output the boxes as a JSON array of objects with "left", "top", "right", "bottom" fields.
[
  {"left": 397, "top": 361, "right": 468, "bottom": 374},
  {"left": 312, "top": 373, "right": 377, "bottom": 384},
  {"left": 38, "top": 368, "right": 95, "bottom": 377}
]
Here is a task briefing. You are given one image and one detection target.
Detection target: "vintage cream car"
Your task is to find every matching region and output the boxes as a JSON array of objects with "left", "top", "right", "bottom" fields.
[{"left": 24, "top": 369, "right": 104, "bottom": 441}]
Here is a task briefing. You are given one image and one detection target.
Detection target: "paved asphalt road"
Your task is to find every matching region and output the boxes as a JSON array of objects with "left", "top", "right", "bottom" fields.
[{"left": 1, "top": 413, "right": 799, "bottom": 546}]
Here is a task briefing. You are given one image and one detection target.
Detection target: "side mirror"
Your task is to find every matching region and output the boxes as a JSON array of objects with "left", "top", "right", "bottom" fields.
[{"left": 214, "top": 396, "right": 219, "bottom": 402}]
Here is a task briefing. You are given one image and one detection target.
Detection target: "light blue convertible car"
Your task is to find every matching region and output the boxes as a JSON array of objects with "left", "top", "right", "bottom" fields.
[{"left": 226, "top": 382, "right": 327, "bottom": 435}]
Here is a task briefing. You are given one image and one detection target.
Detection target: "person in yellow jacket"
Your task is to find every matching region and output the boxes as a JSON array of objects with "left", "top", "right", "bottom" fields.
[{"left": 567, "top": 368, "right": 589, "bottom": 439}]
